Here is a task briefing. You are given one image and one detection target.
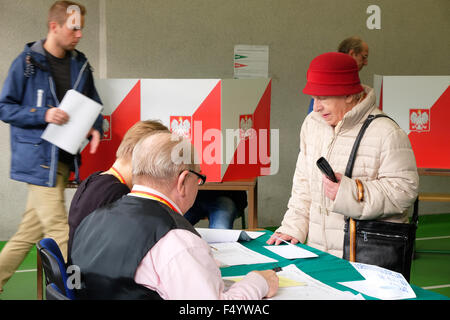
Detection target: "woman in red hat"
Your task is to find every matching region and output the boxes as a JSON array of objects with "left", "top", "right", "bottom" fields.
[{"left": 268, "top": 52, "right": 418, "bottom": 261}]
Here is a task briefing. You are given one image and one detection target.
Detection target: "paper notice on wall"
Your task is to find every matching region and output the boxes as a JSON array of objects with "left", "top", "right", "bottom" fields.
[
  {"left": 234, "top": 45, "right": 269, "bottom": 79},
  {"left": 41, "top": 89, "right": 103, "bottom": 154}
]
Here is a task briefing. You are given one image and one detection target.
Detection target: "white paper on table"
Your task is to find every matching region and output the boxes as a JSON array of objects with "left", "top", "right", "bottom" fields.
[
  {"left": 210, "top": 242, "right": 277, "bottom": 267},
  {"left": 338, "top": 262, "right": 416, "bottom": 300},
  {"left": 263, "top": 244, "right": 318, "bottom": 259},
  {"left": 196, "top": 228, "right": 264, "bottom": 243},
  {"left": 41, "top": 89, "right": 103, "bottom": 154},
  {"left": 266, "top": 264, "right": 364, "bottom": 300}
]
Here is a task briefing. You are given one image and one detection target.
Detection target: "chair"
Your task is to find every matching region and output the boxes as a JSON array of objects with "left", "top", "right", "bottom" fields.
[
  {"left": 46, "top": 283, "right": 70, "bottom": 300},
  {"left": 36, "top": 238, "right": 75, "bottom": 300}
]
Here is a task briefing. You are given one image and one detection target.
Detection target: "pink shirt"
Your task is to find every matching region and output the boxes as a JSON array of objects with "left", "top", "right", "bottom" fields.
[
  {"left": 131, "top": 187, "right": 268, "bottom": 300},
  {"left": 134, "top": 229, "right": 269, "bottom": 300}
]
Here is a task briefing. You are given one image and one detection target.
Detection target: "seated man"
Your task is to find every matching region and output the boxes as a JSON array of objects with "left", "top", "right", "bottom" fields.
[
  {"left": 67, "top": 120, "right": 169, "bottom": 261},
  {"left": 184, "top": 190, "right": 247, "bottom": 229},
  {"left": 71, "top": 132, "right": 278, "bottom": 300}
]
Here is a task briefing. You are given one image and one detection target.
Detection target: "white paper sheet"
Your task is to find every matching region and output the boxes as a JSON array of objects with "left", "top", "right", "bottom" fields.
[
  {"left": 196, "top": 228, "right": 264, "bottom": 243},
  {"left": 338, "top": 262, "right": 416, "bottom": 300},
  {"left": 210, "top": 242, "right": 277, "bottom": 267},
  {"left": 263, "top": 244, "right": 318, "bottom": 259},
  {"left": 224, "top": 272, "right": 306, "bottom": 289},
  {"left": 41, "top": 89, "right": 102, "bottom": 154},
  {"left": 265, "top": 265, "right": 364, "bottom": 300}
]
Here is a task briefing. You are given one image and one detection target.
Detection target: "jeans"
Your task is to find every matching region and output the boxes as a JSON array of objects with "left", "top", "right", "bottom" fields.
[{"left": 184, "top": 195, "right": 241, "bottom": 229}]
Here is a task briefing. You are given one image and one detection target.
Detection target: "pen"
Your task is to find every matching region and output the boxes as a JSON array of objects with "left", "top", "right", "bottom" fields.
[
  {"left": 272, "top": 266, "right": 282, "bottom": 272},
  {"left": 210, "top": 245, "right": 218, "bottom": 251}
]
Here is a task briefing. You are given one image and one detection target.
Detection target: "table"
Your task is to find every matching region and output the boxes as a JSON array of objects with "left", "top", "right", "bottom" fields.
[
  {"left": 418, "top": 168, "right": 450, "bottom": 203},
  {"left": 198, "top": 178, "right": 258, "bottom": 229},
  {"left": 222, "top": 230, "right": 449, "bottom": 300},
  {"left": 417, "top": 168, "right": 450, "bottom": 255}
]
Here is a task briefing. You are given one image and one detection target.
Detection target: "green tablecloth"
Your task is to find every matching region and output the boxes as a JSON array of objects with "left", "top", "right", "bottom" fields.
[{"left": 220, "top": 230, "right": 448, "bottom": 300}]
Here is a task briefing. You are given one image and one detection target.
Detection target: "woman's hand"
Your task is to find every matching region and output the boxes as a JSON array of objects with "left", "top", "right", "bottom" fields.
[
  {"left": 322, "top": 172, "right": 342, "bottom": 201},
  {"left": 266, "top": 232, "right": 300, "bottom": 245}
]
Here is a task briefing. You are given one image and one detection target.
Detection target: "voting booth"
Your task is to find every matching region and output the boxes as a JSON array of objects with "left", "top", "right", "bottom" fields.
[
  {"left": 374, "top": 75, "right": 450, "bottom": 170},
  {"left": 78, "top": 79, "right": 273, "bottom": 182}
]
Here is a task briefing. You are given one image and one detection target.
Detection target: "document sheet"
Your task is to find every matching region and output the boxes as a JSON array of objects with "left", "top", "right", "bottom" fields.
[
  {"left": 210, "top": 242, "right": 277, "bottom": 267},
  {"left": 263, "top": 244, "right": 318, "bottom": 259},
  {"left": 196, "top": 228, "right": 264, "bottom": 243},
  {"left": 41, "top": 89, "right": 103, "bottom": 154},
  {"left": 339, "top": 262, "right": 416, "bottom": 300},
  {"left": 265, "top": 265, "right": 363, "bottom": 300},
  {"left": 224, "top": 273, "right": 306, "bottom": 289}
]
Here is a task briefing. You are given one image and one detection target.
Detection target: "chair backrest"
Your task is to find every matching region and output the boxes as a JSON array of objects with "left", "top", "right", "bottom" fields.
[
  {"left": 46, "top": 283, "right": 70, "bottom": 300},
  {"left": 36, "top": 238, "right": 75, "bottom": 300}
]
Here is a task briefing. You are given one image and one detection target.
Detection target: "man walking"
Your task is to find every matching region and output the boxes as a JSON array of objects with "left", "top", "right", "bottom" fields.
[{"left": 0, "top": 1, "right": 103, "bottom": 294}]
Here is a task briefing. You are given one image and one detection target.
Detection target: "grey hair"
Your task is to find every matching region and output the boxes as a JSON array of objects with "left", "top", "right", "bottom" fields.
[
  {"left": 337, "top": 36, "right": 365, "bottom": 55},
  {"left": 349, "top": 91, "right": 365, "bottom": 104},
  {"left": 132, "top": 131, "right": 198, "bottom": 184}
]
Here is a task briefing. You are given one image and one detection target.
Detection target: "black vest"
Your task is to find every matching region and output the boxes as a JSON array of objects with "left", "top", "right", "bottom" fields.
[{"left": 71, "top": 195, "right": 200, "bottom": 300}]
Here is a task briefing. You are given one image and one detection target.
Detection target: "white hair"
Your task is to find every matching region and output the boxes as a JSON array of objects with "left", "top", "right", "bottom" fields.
[{"left": 132, "top": 132, "right": 198, "bottom": 185}]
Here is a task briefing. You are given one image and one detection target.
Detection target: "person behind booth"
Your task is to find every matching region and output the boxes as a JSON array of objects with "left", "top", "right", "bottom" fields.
[
  {"left": 184, "top": 190, "right": 247, "bottom": 229},
  {"left": 267, "top": 52, "right": 418, "bottom": 258},
  {"left": 71, "top": 132, "right": 278, "bottom": 300},
  {"left": 0, "top": 1, "right": 103, "bottom": 294},
  {"left": 308, "top": 36, "right": 369, "bottom": 113},
  {"left": 67, "top": 120, "right": 169, "bottom": 262}
]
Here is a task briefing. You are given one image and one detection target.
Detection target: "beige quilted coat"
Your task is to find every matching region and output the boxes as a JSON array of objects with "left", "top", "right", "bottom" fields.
[{"left": 276, "top": 86, "right": 419, "bottom": 258}]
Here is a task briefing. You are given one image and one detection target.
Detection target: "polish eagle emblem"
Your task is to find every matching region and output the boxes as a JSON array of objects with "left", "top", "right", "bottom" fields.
[
  {"left": 239, "top": 114, "right": 255, "bottom": 140},
  {"left": 409, "top": 109, "right": 430, "bottom": 132},
  {"left": 170, "top": 116, "right": 191, "bottom": 139}
]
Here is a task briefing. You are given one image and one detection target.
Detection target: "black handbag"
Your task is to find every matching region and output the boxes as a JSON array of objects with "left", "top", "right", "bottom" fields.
[{"left": 342, "top": 114, "right": 418, "bottom": 282}]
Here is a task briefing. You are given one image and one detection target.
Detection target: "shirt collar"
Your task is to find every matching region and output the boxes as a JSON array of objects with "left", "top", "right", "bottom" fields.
[{"left": 128, "top": 185, "right": 183, "bottom": 215}]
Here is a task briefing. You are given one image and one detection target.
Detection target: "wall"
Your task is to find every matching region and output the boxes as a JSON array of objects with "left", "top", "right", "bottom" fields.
[{"left": 1, "top": 0, "right": 449, "bottom": 239}]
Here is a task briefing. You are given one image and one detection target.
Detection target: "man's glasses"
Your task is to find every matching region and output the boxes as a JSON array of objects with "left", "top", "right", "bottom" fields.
[{"left": 188, "top": 170, "right": 207, "bottom": 186}]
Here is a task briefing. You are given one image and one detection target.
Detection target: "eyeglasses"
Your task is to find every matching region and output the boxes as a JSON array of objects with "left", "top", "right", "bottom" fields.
[{"left": 188, "top": 169, "right": 207, "bottom": 186}]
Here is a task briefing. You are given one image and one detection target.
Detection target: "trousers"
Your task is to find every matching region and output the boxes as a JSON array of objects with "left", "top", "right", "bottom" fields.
[
  {"left": 184, "top": 195, "right": 241, "bottom": 229},
  {"left": 0, "top": 162, "right": 69, "bottom": 292}
]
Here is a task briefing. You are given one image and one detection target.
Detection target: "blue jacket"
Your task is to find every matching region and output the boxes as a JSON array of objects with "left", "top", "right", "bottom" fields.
[{"left": 0, "top": 40, "right": 103, "bottom": 187}]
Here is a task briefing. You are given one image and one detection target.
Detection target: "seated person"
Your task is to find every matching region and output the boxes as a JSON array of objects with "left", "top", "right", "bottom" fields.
[
  {"left": 184, "top": 190, "right": 247, "bottom": 229},
  {"left": 71, "top": 132, "right": 278, "bottom": 300},
  {"left": 67, "top": 120, "right": 169, "bottom": 261}
]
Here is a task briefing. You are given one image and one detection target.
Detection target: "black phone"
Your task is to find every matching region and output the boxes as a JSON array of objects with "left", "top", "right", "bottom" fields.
[{"left": 316, "top": 157, "right": 338, "bottom": 183}]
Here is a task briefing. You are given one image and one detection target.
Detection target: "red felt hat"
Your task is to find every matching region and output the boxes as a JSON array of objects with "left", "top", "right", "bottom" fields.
[{"left": 303, "top": 52, "right": 364, "bottom": 96}]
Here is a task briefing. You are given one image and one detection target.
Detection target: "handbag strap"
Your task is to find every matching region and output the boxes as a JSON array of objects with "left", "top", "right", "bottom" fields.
[
  {"left": 344, "top": 114, "right": 395, "bottom": 178},
  {"left": 344, "top": 114, "right": 419, "bottom": 224}
]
